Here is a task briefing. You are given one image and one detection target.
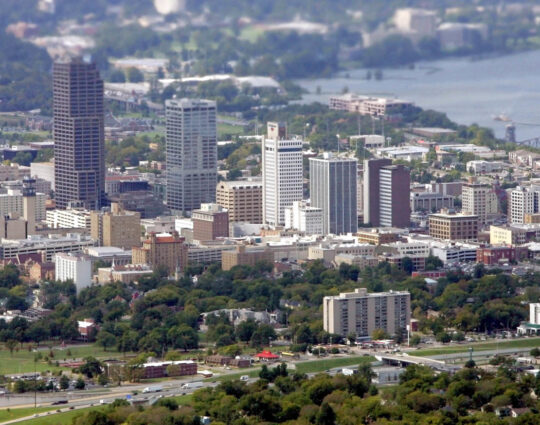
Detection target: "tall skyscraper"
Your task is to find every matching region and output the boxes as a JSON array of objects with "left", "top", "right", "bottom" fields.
[
  {"left": 363, "top": 159, "right": 391, "bottom": 226},
  {"left": 166, "top": 99, "right": 217, "bottom": 213},
  {"left": 262, "top": 123, "right": 303, "bottom": 227},
  {"left": 309, "top": 154, "right": 357, "bottom": 235},
  {"left": 379, "top": 164, "right": 411, "bottom": 228},
  {"left": 508, "top": 185, "right": 540, "bottom": 224},
  {"left": 53, "top": 58, "right": 105, "bottom": 210}
]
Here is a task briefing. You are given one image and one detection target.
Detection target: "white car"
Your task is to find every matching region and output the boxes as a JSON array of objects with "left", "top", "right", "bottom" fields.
[{"left": 240, "top": 375, "right": 249, "bottom": 381}]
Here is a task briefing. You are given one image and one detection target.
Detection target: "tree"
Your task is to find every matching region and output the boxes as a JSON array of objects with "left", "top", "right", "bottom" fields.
[
  {"left": 530, "top": 347, "right": 540, "bottom": 357},
  {"left": 96, "top": 331, "right": 116, "bottom": 351},
  {"left": 371, "top": 329, "right": 389, "bottom": 340},
  {"left": 75, "top": 377, "right": 86, "bottom": 390},
  {"left": 401, "top": 257, "right": 414, "bottom": 274},
  {"left": 316, "top": 402, "right": 336, "bottom": 425},
  {"left": 59, "top": 374, "right": 70, "bottom": 390},
  {"left": 126, "top": 67, "right": 144, "bottom": 83},
  {"left": 79, "top": 357, "right": 103, "bottom": 378},
  {"left": 236, "top": 319, "right": 258, "bottom": 343},
  {"left": 109, "top": 70, "right": 126, "bottom": 83},
  {"left": 425, "top": 256, "right": 443, "bottom": 271},
  {"left": 5, "top": 339, "right": 17, "bottom": 356}
]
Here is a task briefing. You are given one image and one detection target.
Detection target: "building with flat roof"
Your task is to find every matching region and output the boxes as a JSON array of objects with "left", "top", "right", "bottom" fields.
[
  {"left": 356, "top": 228, "right": 402, "bottom": 245},
  {"left": 53, "top": 58, "right": 105, "bottom": 210},
  {"left": 410, "top": 191, "right": 454, "bottom": 213},
  {"left": 192, "top": 203, "right": 229, "bottom": 241},
  {"left": 262, "top": 132, "right": 303, "bottom": 227},
  {"left": 46, "top": 208, "right": 90, "bottom": 229},
  {"left": 363, "top": 159, "right": 392, "bottom": 226},
  {"left": 323, "top": 288, "right": 410, "bottom": 338},
  {"left": 132, "top": 232, "right": 187, "bottom": 275},
  {"left": 166, "top": 98, "right": 217, "bottom": 213},
  {"left": 428, "top": 210, "right": 479, "bottom": 241},
  {"left": 462, "top": 181, "right": 499, "bottom": 225},
  {"left": 97, "top": 263, "right": 153, "bottom": 284},
  {"left": 309, "top": 154, "right": 357, "bottom": 235},
  {"left": 90, "top": 203, "right": 141, "bottom": 249},
  {"left": 55, "top": 252, "right": 92, "bottom": 293},
  {"left": 0, "top": 233, "right": 95, "bottom": 261},
  {"left": 284, "top": 201, "right": 323, "bottom": 235},
  {"left": 508, "top": 186, "right": 540, "bottom": 225},
  {"left": 221, "top": 245, "right": 274, "bottom": 271},
  {"left": 379, "top": 165, "right": 411, "bottom": 228},
  {"left": 216, "top": 179, "right": 263, "bottom": 223}
]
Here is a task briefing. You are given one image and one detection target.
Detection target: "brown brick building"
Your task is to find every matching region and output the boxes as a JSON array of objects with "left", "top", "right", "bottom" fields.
[
  {"left": 192, "top": 203, "right": 229, "bottom": 241},
  {"left": 132, "top": 232, "right": 187, "bottom": 274},
  {"left": 90, "top": 203, "right": 141, "bottom": 249},
  {"left": 428, "top": 211, "right": 479, "bottom": 241},
  {"left": 216, "top": 180, "right": 263, "bottom": 223},
  {"left": 221, "top": 245, "right": 274, "bottom": 271}
]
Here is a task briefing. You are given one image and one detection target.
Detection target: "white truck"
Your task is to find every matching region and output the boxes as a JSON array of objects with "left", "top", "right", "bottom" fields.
[
  {"left": 341, "top": 368, "right": 358, "bottom": 376},
  {"left": 142, "top": 385, "right": 163, "bottom": 394},
  {"left": 181, "top": 381, "right": 204, "bottom": 390}
]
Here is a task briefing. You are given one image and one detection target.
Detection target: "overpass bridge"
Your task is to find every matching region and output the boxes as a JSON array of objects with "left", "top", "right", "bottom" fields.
[{"left": 375, "top": 353, "right": 461, "bottom": 373}]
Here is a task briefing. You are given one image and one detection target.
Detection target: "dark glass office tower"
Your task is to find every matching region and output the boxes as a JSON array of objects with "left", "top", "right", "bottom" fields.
[{"left": 53, "top": 58, "right": 105, "bottom": 210}]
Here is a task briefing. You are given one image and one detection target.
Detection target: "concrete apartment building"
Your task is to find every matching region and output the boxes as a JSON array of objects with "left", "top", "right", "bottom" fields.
[
  {"left": 490, "top": 224, "right": 540, "bottom": 245},
  {"left": 53, "top": 58, "right": 105, "bottom": 210},
  {"left": 221, "top": 245, "right": 274, "bottom": 271},
  {"left": 461, "top": 181, "right": 499, "bottom": 225},
  {"left": 0, "top": 189, "right": 46, "bottom": 222},
  {"left": 132, "top": 232, "right": 188, "bottom": 275},
  {"left": 284, "top": 201, "right": 323, "bottom": 235},
  {"left": 90, "top": 203, "right": 141, "bottom": 249},
  {"left": 192, "top": 203, "right": 229, "bottom": 241},
  {"left": 428, "top": 210, "right": 479, "bottom": 241},
  {"left": 309, "top": 154, "right": 357, "bottom": 235},
  {"left": 216, "top": 180, "right": 263, "bottom": 223},
  {"left": 54, "top": 252, "right": 92, "bottom": 293},
  {"left": 323, "top": 288, "right": 410, "bottom": 338},
  {"left": 165, "top": 99, "right": 217, "bottom": 213},
  {"left": 262, "top": 123, "right": 303, "bottom": 227},
  {"left": 356, "top": 228, "right": 401, "bottom": 245}
]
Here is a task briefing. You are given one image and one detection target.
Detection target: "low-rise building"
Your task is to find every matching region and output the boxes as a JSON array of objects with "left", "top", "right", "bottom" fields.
[
  {"left": 46, "top": 208, "right": 90, "bottom": 229},
  {"left": 192, "top": 203, "right": 229, "bottom": 241},
  {"left": 429, "top": 210, "right": 479, "bottom": 241},
  {"left": 90, "top": 203, "right": 141, "bottom": 249},
  {"left": 356, "top": 228, "right": 402, "bottom": 245},
  {"left": 216, "top": 179, "right": 263, "bottom": 223},
  {"left": 476, "top": 245, "right": 528, "bottom": 265},
  {"left": 410, "top": 191, "right": 454, "bottom": 213},
  {"left": 55, "top": 252, "right": 92, "bottom": 293},
  {"left": 284, "top": 201, "right": 323, "bottom": 235},
  {"left": 132, "top": 232, "right": 188, "bottom": 275},
  {"left": 466, "top": 160, "right": 504, "bottom": 175},
  {"left": 142, "top": 360, "right": 197, "bottom": 379},
  {"left": 0, "top": 233, "right": 95, "bottom": 261},
  {"left": 97, "top": 264, "right": 154, "bottom": 284},
  {"left": 221, "top": 245, "right": 274, "bottom": 271}
]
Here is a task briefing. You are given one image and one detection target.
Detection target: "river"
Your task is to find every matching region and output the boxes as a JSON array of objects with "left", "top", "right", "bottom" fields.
[{"left": 294, "top": 49, "right": 540, "bottom": 141}]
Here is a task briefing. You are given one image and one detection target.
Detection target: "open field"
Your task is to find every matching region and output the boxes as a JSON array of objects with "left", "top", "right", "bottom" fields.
[
  {"left": 295, "top": 355, "right": 374, "bottom": 374},
  {"left": 414, "top": 337, "right": 540, "bottom": 357},
  {"left": 15, "top": 406, "right": 107, "bottom": 425},
  {"left": 0, "top": 344, "right": 126, "bottom": 375},
  {"left": 218, "top": 123, "right": 245, "bottom": 138},
  {"left": 0, "top": 407, "right": 56, "bottom": 423}
]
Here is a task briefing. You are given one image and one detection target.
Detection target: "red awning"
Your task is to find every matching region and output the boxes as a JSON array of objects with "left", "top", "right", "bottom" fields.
[{"left": 255, "top": 350, "right": 279, "bottom": 359}]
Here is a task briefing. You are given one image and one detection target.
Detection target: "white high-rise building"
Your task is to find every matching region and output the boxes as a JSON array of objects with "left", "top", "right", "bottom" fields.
[
  {"left": 55, "top": 252, "right": 92, "bottom": 293},
  {"left": 508, "top": 186, "right": 539, "bottom": 224},
  {"left": 262, "top": 127, "right": 303, "bottom": 227},
  {"left": 462, "top": 182, "right": 499, "bottom": 225},
  {"left": 166, "top": 99, "right": 217, "bottom": 213},
  {"left": 284, "top": 201, "right": 323, "bottom": 235},
  {"left": 309, "top": 154, "right": 357, "bottom": 235}
]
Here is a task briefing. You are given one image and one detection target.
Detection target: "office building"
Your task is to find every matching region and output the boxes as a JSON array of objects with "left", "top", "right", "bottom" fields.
[
  {"left": 309, "top": 154, "right": 357, "bottom": 235},
  {"left": 221, "top": 245, "right": 274, "bottom": 271},
  {"left": 410, "top": 192, "right": 454, "bottom": 213},
  {"left": 284, "top": 201, "right": 323, "bottom": 235},
  {"left": 262, "top": 125, "right": 303, "bottom": 227},
  {"left": 0, "top": 189, "right": 46, "bottom": 223},
  {"left": 0, "top": 233, "right": 95, "bottom": 261},
  {"left": 363, "top": 159, "right": 391, "bottom": 226},
  {"left": 216, "top": 180, "right": 263, "bottom": 223},
  {"left": 192, "top": 203, "right": 229, "bottom": 241},
  {"left": 46, "top": 208, "right": 90, "bottom": 229},
  {"left": 55, "top": 252, "right": 92, "bottom": 293},
  {"left": 53, "top": 58, "right": 105, "bottom": 210},
  {"left": 165, "top": 99, "right": 217, "bottom": 213},
  {"left": 132, "top": 232, "right": 187, "bottom": 275},
  {"left": 90, "top": 203, "right": 141, "bottom": 249},
  {"left": 323, "top": 288, "right": 410, "bottom": 338},
  {"left": 379, "top": 165, "right": 411, "bottom": 228},
  {"left": 461, "top": 181, "right": 499, "bottom": 225},
  {"left": 508, "top": 186, "right": 540, "bottom": 225},
  {"left": 428, "top": 210, "right": 479, "bottom": 241}
]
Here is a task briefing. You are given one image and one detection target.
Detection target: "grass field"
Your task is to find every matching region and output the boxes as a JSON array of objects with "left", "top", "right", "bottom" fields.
[
  {"left": 15, "top": 406, "right": 108, "bottom": 425},
  {"left": 0, "top": 344, "right": 126, "bottom": 375},
  {"left": 414, "top": 337, "right": 540, "bottom": 357},
  {"left": 218, "top": 123, "right": 245, "bottom": 138},
  {"left": 295, "top": 355, "right": 374, "bottom": 374},
  {"left": 0, "top": 407, "right": 56, "bottom": 422}
]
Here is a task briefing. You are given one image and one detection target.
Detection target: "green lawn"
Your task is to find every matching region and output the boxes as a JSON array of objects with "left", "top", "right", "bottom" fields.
[
  {"left": 15, "top": 406, "right": 107, "bottom": 425},
  {"left": 239, "top": 26, "right": 265, "bottom": 42},
  {"left": 414, "top": 337, "right": 540, "bottom": 357},
  {"left": 0, "top": 344, "right": 126, "bottom": 375},
  {"left": 218, "top": 123, "right": 245, "bottom": 138},
  {"left": 0, "top": 407, "right": 56, "bottom": 422},
  {"left": 295, "top": 356, "right": 374, "bottom": 374}
]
